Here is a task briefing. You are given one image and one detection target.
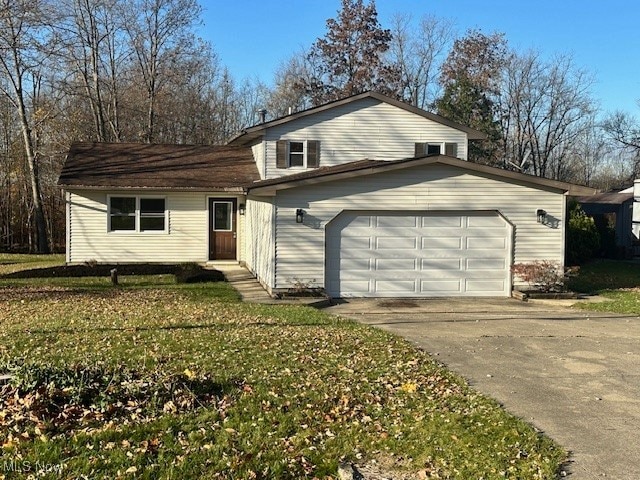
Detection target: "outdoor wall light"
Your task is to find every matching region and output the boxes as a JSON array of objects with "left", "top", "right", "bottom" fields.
[
  {"left": 296, "top": 209, "right": 304, "bottom": 224},
  {"left": 238, "top": 203, "right": 245, "bottom": 215},
  {"left": 536, "top": 209, "right": 547, "bottom": 224}
]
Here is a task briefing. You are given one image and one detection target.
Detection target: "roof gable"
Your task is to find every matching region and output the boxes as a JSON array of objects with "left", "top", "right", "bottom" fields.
[
  {"left": 228, "top": 91, "right": 487, "bottom": 145},
  {"left": 248, "top": 155, "right": 598, "bottom": 197},
  {"left": 58, "top": 142, "right": 260, "bottom": 191}
]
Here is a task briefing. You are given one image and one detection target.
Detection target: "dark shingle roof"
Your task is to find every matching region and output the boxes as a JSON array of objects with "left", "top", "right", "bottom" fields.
[
  {"left": 577, "top": 192, "right": 633, "bottom": 205},
  {"left": 58, "top": 142, "right": 260, "bottom": 190}
]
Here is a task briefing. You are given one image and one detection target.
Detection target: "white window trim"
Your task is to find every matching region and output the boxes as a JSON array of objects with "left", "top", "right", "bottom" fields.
[
  {"left": 426, "top": 142, "right": 445, "bottom": 155},
  {"left": 287, "top": 140, "right": 307, "bottom": 168},
  {"left": 107, "top": 195, "right": 168, "bottom": 234}
]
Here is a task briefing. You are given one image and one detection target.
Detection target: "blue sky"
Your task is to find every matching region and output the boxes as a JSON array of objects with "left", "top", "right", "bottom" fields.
[{"left": 197, "top": 0, "right": 640, "bottom": 116}]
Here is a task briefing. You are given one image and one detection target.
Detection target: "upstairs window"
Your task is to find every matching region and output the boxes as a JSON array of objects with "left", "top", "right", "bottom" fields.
[
  {"left": 415, "top": 142, "right": 458, "bottom": 158},
  {"left": 288, "top": 141, "right": 305, "bottom": 166},
  {"left": 276, "top": 140, "right": 321, "bottom": 169},
  {"left": 108, "top": 196, "right": 167, "bottom": 233}
]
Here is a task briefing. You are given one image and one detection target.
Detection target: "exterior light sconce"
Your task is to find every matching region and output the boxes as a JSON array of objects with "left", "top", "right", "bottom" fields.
[
  {"left": 296, "top": 209, "right": 304, "bottom": 224},
  {"left": 238, "top": 203, "right": 245, "bottom": 215},
  {"left": 536, "top": 209, "right": 547, "bottom": 224}
]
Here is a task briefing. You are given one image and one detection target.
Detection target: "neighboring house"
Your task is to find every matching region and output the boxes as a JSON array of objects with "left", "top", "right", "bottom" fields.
[
  {"left": 58, "top": 91, "right": 597, "bottom": 298},
  {"left": 577, "top": 180, "right": 640, "bottom": 257}
]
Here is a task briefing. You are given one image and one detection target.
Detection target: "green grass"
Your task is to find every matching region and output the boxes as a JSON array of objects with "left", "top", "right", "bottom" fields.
[
  {"left": 0, "top": 253, "right": 64, "bottom": 276},
  {"left": 0, "top": 254, "right": 565, "bottom": 479},
  {"left": 568, "top": 260, "right": 640, "bottom": 315}
]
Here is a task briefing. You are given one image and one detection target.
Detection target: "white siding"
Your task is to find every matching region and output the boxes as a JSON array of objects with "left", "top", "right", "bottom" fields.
[
  {"left": 251, "top": 140, "right": 266, "bottom": 180},
  {"left": 263, "top": 98, "right": 468, "bottom": 179},
  {"left": 269, "top": 164, "right": 565, "bottom": 292},
  {"left": 67, "top": 190, "right": 245, "bottom": 264},
  {"left": 244, "top": 196, "right": 275, "bottom": 288}
]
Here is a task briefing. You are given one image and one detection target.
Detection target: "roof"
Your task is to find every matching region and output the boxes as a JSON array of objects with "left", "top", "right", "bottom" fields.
[
  {"left": 577, "top": 192, "right": 633, "bottom": 205},
  {"left": 227, "top": 91, "right": 487, "bottom": 145},
  {"left": 248, "top": 155, "right": 599, "bottom": 196},
  {"left": 58, "top": 142, "right": 260, "bottom": 191}
]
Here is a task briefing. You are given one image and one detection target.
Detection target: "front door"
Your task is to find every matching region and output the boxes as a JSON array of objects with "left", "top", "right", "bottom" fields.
[{"left": 209, "top": 198, "right": 237, "bottom": 260}]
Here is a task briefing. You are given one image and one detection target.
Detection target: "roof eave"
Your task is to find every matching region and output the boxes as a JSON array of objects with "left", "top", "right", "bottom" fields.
[
  {"left": 59, "top": 184, "right": 248, "bottom": 193},
  {"left": 248, "top": 155, "right": 599, "bottom": 196}
]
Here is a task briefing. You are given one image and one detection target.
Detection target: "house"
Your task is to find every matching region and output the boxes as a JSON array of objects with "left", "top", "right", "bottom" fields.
[
  {"left": 577, "top": 180, "right": 640, "bottom": 258},
  {"left": 58, "top": 91, "right": 597, "bottom": 297}
]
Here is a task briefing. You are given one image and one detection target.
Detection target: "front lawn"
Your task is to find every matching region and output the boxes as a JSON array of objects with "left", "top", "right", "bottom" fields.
[
  {"left": 0, "top": 256, "right": 564, "bottom": 479},
  {"left": 568, "top": 260, "right": 640, "bottom": 315}
]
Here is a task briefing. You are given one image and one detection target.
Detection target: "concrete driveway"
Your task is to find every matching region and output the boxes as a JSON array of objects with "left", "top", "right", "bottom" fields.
[{"left": 324, "top": 298, "right": 640, "bottom": 480}]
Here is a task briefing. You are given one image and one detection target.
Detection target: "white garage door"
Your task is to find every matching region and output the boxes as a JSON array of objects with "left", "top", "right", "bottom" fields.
[{"left": 326, "top": 211, "right": 511, "bottom": 297}]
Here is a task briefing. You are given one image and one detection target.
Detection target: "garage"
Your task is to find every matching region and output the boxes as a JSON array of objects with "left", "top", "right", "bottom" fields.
[{"left": 325, "top": 211, "right": 512, "bottom": 297}]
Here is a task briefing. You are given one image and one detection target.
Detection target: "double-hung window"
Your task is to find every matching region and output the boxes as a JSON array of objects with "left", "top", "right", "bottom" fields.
[
  {"left": 108, "top": 196, "right": 167, "bottom": 233},
  {"left": 276, "top": 140, "right": 320, "bottom": 169}
]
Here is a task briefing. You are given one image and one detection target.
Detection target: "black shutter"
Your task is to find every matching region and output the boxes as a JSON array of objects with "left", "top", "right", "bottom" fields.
[
  {"left": 445, "top": 142, "right": 458, "bottom": 157},
  {"left": 276, "top": 140, "right": 287, "bottom": 169},
  {"left": 414, "top": 142, "right": 426, "bottom": 157},
  {"left": 307, "top": 140, "right": 320, "bottom": 168}
]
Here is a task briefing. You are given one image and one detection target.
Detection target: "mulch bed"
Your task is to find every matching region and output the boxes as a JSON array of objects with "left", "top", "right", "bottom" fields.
[{"left": 0, "top": 264, "right": 225, "bottom": 283}]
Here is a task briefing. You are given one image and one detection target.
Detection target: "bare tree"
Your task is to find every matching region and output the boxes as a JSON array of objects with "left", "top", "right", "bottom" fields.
[
  {"left": 121, "top": 0, "right": 202, "bottom": 143},
  {"left": 0, "top": 0, "right": 55, "bottom": 252},
  {"left": 389, "top": 13, "right": 454, "bottom": 109},
  {"left": 602, "top": 109, "right": 640, "bottom": 151},
  {"left": 498, "top": 52, "right": 595, "bottom": 180}
]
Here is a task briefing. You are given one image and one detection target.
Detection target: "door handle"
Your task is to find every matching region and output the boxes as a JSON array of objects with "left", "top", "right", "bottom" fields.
[{"left": 233, "top": 232, "right": 237, "bottom": 239}]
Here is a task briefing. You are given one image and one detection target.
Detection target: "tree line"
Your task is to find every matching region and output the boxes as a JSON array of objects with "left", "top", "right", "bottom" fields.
[{"left": 1, "top": 0, "right": 639, "bottom": 253}]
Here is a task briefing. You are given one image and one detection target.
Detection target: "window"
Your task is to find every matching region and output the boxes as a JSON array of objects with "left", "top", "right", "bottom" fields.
[
  {"left": 140, "top": 198, "right": 166, "bottom": 231},
  {"left": 414, "top": 142, "right": 458, "bottom": 158},
  {"left": 288, "top": 141, "right": 305, "bottom": 167},
  {"left": 108, "top": 196, "right": 166, "bottom": 232},
  {"left": 276, "top": 140, "right": 320, "bottom": 169},
  {"left": 109, "top": 197, "right": 136, "bottom": 231},
  {"left": 214, "top": 201, "right": 232, "bottom": 231},
  {"left": 427, "top": 143, "right": 441, "bottom": 155}
]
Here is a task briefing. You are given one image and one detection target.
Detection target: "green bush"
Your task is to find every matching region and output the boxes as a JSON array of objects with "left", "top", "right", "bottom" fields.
[{"left": 566, "top": 201, "right": 600, "bottom": 265}]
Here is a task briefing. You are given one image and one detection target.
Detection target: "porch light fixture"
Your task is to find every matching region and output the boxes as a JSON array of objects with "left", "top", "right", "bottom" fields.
[
  {"left": 536, "top": 209, "right": 547, "bottom": 224},
  {"left": 239, "top": 203, "right": 245, "bottom": 215},
  {"left": 296, "top": 209, "right": 304, "bottom": 224}
]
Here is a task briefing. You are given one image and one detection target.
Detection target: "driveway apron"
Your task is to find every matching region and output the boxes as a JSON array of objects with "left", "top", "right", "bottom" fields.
[{"left": 325, "top": 298, "right": 640, "bottom": 480}]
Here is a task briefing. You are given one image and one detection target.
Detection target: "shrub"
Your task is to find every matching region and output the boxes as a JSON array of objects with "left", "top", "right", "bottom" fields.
[
  {"left": 566, "top": 201, "right": 600, "bottom": 265},
  {"left": 512, "top": 260, "right": 579, "bottom": 292}
]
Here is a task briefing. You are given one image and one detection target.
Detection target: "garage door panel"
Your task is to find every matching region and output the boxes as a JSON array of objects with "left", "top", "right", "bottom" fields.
[
  {"left": 376, "top": 237, "right": 417, "bottom": 249},
  {"left": 421, "top": 216, "right": 462, "bottom": 227},
  {"left": 374, "top": 280, "right": 417, "bottom": 293},
  {"left": 375, "top": 258, "right": 417, "bottom": 271},
  {"left": 326, "top": 212, "right": 511, "bottom": 297},
  {"left": 420, "top": 279, "right": 462, "bottom": 292},
  {"left": 466, "top": 236, "right": 507, "bottom": 249},
  {"left": 421, "top": 258, "right": 461, "bottom": 270},
  {"left": 421, "top": 237, "right": 462, "bottom": 249},
  {"left": 376, "top": 216, "right": 418, "bottom": 228}
]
